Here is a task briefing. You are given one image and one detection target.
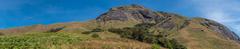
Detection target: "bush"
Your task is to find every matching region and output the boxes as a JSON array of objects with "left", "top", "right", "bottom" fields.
[
  {"left": 81, "top": 31, "right": 91, "bottom": 34},
  {"left": 134, "top": 23, "right": 155, "bottom": 29},
  {"left": 91, "top": 33, "right": 99, "bottom": 38},
  {"left": 81, "top": 28, "right": 103, "bottom": 34},
  {"left": 156, "top": 38, "right": 187, "bottom": 49},
  {"left": 169, "top": 39, "right": 187, "bottom": 49},
  {"left": 152, "top": 44, "right": 161, "bottom": 49},
  {"left": 47, "top": 27, "right": 65, "bottom": 32},
  {"left": 92, "top": 28, "right": 103, "bottom": 32}
]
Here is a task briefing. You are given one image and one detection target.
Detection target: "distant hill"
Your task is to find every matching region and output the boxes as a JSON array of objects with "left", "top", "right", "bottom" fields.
[{"left": 0, "top": 5, "right": 240, "bottom": 49}]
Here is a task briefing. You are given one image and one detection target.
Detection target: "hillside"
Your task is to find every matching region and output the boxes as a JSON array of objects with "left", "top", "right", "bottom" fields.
[{"left": 0, "top": 5, "right": 240, "bottom": 49}]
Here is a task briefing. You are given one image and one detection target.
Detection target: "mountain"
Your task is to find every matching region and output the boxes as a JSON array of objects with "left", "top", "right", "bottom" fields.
[{"left": 0, "top": 5, "right": 240, "bottom": 49}]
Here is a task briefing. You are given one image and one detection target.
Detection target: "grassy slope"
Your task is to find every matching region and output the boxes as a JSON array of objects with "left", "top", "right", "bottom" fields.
[
  {"left": 0, "top": 21, "right": 155, "bottom": 49},
  {"left": 0, "top": 32, "right": 154, "bottom": 49},
  {"left": 175, "top": 18, "right": 240, "bottom": 49}
]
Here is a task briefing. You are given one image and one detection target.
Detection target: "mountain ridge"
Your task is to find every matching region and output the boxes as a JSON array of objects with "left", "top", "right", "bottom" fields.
[{"left": 96, "top": 5, "right": 240, "bottom": 42}]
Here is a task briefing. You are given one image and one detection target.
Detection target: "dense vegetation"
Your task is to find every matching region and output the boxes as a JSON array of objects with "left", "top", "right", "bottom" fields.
[
  {"left": 81, "top": 28, "right": 103, "bottom": 38},
  {"left": 47, "top": 27, "right": 65, "bottom": 32},
  {"left": 0, "top": 32, "right": 86, "bottom": 49},
  {"left": 82, "top": 28, "right": 103, "bottom": 34},
  {"left": 108, "top": 23, "right": 187, "bottom": 49}
]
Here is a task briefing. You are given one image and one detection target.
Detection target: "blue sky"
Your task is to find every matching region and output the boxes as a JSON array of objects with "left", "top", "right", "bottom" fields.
[{"left": 0, "top": 0, "right": 240, "bottom": 35}]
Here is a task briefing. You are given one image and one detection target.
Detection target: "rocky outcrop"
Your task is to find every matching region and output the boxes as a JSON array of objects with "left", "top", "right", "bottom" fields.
[
  {"left": 96, "top": 4, "right": 161, "bottom": 23},
  {"left": 200, "top": 19, "right": 240, "bottom": 42},
  {"left": 96, "top": 5, "right": 187, "bottom": 30}
]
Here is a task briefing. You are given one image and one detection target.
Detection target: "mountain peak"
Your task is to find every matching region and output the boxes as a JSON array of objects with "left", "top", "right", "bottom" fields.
[
  {"left": 110, "top": 4, "right": 145, "bottom": 11},
  {"left": 96, "top": 4, "right": 160, "bottom": 23},
  {"left": 96, "top": 5, "right": 240, "bottom": 43}
]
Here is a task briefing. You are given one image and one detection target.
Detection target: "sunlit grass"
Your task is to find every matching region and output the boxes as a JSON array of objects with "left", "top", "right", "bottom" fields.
[{"left": 0, "top": 32, "right": 89, "bottom": 49}]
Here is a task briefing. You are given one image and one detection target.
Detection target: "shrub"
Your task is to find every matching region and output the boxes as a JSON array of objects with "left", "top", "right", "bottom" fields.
[
  {"left": 152, "top": 44, "right": 161, "bottom": 49},
  {"left": 134, "top": 23, "right": 155, "bottom": 29},
  {"left": 179, "top": 20, "right": 189, "bottom": 29},
  {"left": 92, "top": 28, "right": 103, "bottom": 32},
  {"left": 82, "top": 28, "right": 103, "bottom": 34},
  {"left": 91, "top": 33, "right": 99, "bottom": 38},
  {"left": 156, "top": 38, "right": 187, "bottom": 49},
  {"left": 169, "top": 39, "right": 187, "bottom": 49},
  {"left": 47, "top": 27, "right": 65, "bottom": 32},
  {"left": 108, "top": 28, "right": 125, "bottom": 34},
  {"left": 81, "top": 31, "right": 91, "bottom": 34},
  {"left": 143, "top": 35, "right": 157, "bottom": 43}
]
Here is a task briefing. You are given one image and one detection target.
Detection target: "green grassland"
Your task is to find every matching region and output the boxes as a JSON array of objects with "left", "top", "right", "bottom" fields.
[
  {"left": 0, "top": 32, "right": 89, "bottom": 49},
  {"left": 0, "top": 30, "right": 153, "bottom": 49}
]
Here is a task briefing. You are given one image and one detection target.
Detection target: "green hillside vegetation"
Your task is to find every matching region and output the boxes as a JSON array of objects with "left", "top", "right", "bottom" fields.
[
  {"left": 0, "top": 27, "right": 153, "bottom": 49},
  {"left": 108, "top": 23, "right": 186, "bottom": 49},
  {"left": 0, "top": 32, "right": 86, "bottom": 49}
]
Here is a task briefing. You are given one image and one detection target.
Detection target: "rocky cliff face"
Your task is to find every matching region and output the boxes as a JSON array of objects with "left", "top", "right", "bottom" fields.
[
  {"left": 96, "top": 4, "right": 159, "bottom": 23},
  {"left": 96, "top": 5, "right": 187, "bottom": 30}
]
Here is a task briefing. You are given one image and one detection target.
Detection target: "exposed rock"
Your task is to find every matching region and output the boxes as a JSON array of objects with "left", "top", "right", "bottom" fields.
[
  {"left": 200, "top": 18, "right": 240, "bottom": 42},
  {"left": 96, "top": 4, "right": 160, "bottom": 23},
  {"left": 96, "top": 5, "right": 186, "bottom": 30},
  {"left": 155, "top": 19, "right": 176, "bottom": 30}
]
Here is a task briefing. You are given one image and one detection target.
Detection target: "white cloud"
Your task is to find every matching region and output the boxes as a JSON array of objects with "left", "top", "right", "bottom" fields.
[{"left": 186, "top": 0, "right": 240, "bottom": 35}]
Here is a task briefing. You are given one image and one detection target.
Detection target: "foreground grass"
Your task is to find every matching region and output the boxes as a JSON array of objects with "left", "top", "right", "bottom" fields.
[
  {"left": 0, "top": 31, "right": 153, "bottom": 49},
  {"left": 0, "top": 32, "right": 89, "bottom": 49}
]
